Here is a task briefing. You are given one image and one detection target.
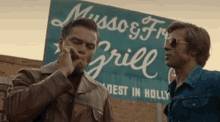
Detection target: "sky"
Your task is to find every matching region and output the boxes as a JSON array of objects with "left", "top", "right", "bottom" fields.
[{"left": 0, "top": 0, "right": 219, "bottom": 71}]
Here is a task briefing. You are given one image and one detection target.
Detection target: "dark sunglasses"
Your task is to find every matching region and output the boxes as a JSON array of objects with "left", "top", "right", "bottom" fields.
[{"left": 164, "top": 38, "right": 187, "bottom": 48}]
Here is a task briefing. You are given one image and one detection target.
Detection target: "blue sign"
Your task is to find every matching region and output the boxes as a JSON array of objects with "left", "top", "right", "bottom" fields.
[{"left": 43, "top": 0, "right": 175, "bottom": 104}]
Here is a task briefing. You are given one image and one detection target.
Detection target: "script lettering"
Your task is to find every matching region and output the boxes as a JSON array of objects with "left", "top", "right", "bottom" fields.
[
  {"left": 51, "top": 3, "right": 93, "bottom": 27},
  {"left": 88, "top": 41, "right": 158, "bottom": 79},
  {"left": 140, "top": 16, "right": 165, "bottom": 41},
  {"left": 129, "top": 22, "right": 141, "bottom": 40}
]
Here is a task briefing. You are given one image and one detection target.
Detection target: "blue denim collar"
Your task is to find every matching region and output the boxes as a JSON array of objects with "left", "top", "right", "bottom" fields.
[
  {"left": 167, "top": 65, "right": 203, "bottom": 93},
  {"left": 184, "top": 65, "right": 202, "bottom": 88}
]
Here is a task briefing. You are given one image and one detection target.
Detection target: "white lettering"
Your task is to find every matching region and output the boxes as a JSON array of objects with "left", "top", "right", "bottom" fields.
[
  {"left": 93, "top": 15, "right": 100, "bottom": 23},
  {"left": 132, "top": 87, "right": 135, "bottom": 96},
  {"left": 122, "top": 48, "right": 132, "bottom": 66},
  {"left": 88, "top": 14, "right": 94, "bottom": 19},
  {"left": 142, "top": 49, "right": 158, "bottom": 79},
  {"left": 129, "top": 22, "right": 140, "bottom": 40},
  {"left": 161, "top": 91, "right": 166, "bottom": 100},
  {"left": 107, "top": 84, "right": 112, "bottom": 94},
  {"left": 157, "top": 90, "right": 161, "bottom": 99},
  {"left": 165, "top": 91, "right": 170, "bottom": 100},
  {"left": 51, "top": 3, "right": 93, "bottom": 27},
  {"left": 151, "top": 89, "right": 156, "bottom": 98},
  {"left": 145, "top": 89, "right": 150, "bottom": 98},
  {"left": 113, "top": 85, "right": 118, "bottom": 95},
  {"left": 140, "top": 16, "right": 165, "bottom": 41},
  {"left": 88, "top": 41, "right": 157, "bottom": 79},
  {"left": 102, "top": 83, "right": 128, "bottom": 96},
  {"left": 51, "top": 4, "right": 168, "bottom": 41},
  {"left": 136, "top": 88, "right": 141, "bottom": 97},
  {"left": 123, "top": 86, "right": 128, "bottom": 96},
  {"left": 111, "top": 49, "right": 123, "bottom": 66},
  {"left": 97, "top": 16, "right": 107, "bottom": 29},
  {"left": 156, "top": 27, "right": 165, "bottom": 39},
  {"left": 162, "top": 28, "right": 169, "bottom": 39},
  {"left": 145, "top": 89, "right": 169, "bottom": 100},
  {"left": 118, "top": 86, "right": 123, "bottom": 95},
  {"left": 88, "top": 41, "right": 113, "bottom": 79},
  {"left": 130, "top": 47, "right": 146, "bottom": 70},
  {"left": 106, "top": 17, "right": 118, "bottom": 31},
  {"left": 104, "top": 84, "right": 129, "bottom": 96},
  {"left": 117, "top": 19, "right": 129, "bottom": 33},
  {"left": 132, "top": 87, "right": 140, "bottom": 97}
]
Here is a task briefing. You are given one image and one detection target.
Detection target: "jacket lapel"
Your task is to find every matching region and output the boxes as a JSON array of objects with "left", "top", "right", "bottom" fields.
[
  {"left": 40, "top": 60, "right": 99, "bottom": 95},
  {"left": 76, "top": 73, "right": 98, "bottom": 94}
]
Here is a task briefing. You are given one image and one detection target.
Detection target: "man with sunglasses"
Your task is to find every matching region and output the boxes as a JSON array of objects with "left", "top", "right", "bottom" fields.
[
  {"left": 163, "top": 21, "right": 220, "bottom": 122},
  {"left": 5, "top": 19, "right": 114, "bottom": 122}
]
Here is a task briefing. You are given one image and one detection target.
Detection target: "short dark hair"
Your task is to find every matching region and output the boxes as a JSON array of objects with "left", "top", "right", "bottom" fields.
[
  {"left": 61, "top": 18, "right": 100, "bottom": 45},
  {"left": 167, "top": 21, "right": 211, "bottom": 67}
]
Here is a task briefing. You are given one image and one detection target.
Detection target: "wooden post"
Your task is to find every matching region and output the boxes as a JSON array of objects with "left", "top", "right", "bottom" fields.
[{"left": 156, "top": 103, "right": 162, "bottom": 122}]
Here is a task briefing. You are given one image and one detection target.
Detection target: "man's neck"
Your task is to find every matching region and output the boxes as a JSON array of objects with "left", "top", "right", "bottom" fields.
[
  {"left": 68, "top": 71, "right": 84, "bottom": 78},
  {"left": 67, "top": 71, "right": 84, "bottom": 90},
  {"left": 174, "top": 62, "right": 197, "bottom": 85}
]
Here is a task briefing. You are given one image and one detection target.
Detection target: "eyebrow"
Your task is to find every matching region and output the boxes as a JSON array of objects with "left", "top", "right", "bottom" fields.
[
  {"left": 69, "top": 37, "right": 83, "bottom": 42},
  {"left": 69, "top": 37, "right": 96, "bottom": 46}
]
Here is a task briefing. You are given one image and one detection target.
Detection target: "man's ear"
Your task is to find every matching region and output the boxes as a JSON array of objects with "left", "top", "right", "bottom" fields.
[
  {"left": 58, "top": 38, "right": 64, "bottom": 53},
  {"left": 190, "top": 50, "right": 200, "bottom": 57}
]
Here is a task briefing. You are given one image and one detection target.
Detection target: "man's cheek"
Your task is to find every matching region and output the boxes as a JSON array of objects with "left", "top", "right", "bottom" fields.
[{"left": 86, "top": 55, "right": 93, "bottom": 64}]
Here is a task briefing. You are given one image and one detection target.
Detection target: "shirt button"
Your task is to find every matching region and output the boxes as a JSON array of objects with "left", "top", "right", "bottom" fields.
[{"left": 192, "top": 103, "right": 196, "bottom": 106}]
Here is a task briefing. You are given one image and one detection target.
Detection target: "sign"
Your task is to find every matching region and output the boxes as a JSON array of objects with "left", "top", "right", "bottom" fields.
[
  {"left": 0, "top": 76, "right": 14, "bottom": 85},
  {"left": 43, "top": 0, "right": 175, "bottom": 104}
]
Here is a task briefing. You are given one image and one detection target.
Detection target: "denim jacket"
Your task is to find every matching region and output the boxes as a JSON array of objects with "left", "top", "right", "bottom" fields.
[{"left": 164, "top": 65, "right": 220, "bottom": 122}]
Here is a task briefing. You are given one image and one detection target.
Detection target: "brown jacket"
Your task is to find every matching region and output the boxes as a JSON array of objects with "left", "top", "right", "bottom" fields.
[{"left": 5, "top": 61, "right": 114, "bottom": 122}]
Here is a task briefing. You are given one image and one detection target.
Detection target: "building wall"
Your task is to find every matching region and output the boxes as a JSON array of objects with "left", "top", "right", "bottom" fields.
[{"left": 0, "top": 54, "right": 167, "bottom": 122}]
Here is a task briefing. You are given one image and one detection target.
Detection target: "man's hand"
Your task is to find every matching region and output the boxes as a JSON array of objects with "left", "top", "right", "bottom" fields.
[{"left": 58, "top": 47, "right": 83, "bottom": 77}]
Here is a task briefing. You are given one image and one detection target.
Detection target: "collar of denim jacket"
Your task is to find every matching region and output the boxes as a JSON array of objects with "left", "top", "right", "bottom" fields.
[
  {"left": 184, "top": 65, "right": 203, "bottom": 88},
  {"left": 167, "top": 65, "right": 203, "bottom": 93},
  {"left": 167, "top": 79, "right": 176, "bottom": 93}
]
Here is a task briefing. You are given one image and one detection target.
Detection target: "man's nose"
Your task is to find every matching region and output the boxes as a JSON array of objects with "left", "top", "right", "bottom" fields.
[
  {"left": 163, "top": 41, "right": 171, "bottom": 51},
  {"left": 78, "top": 44, "right": 86, "bottom": 55}
]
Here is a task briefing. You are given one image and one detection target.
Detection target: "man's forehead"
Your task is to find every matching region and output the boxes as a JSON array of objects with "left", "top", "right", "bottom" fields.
[
  {"left": 168, "top": 29, "right": 185, "bottom": 39},
  {"left": 67, "top": 27, "right": 97, "bottom": 43}
]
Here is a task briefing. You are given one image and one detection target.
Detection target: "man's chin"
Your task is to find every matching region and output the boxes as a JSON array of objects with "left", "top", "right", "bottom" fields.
[
  {"left": 165, "top": 61, "right": 173, "bottom": 68},
  {"left": 75, "top": 65, "right": 84, "bottom": 73},
  {"left": 166, "top": 62, "right": 179, "bottom": 69}
]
